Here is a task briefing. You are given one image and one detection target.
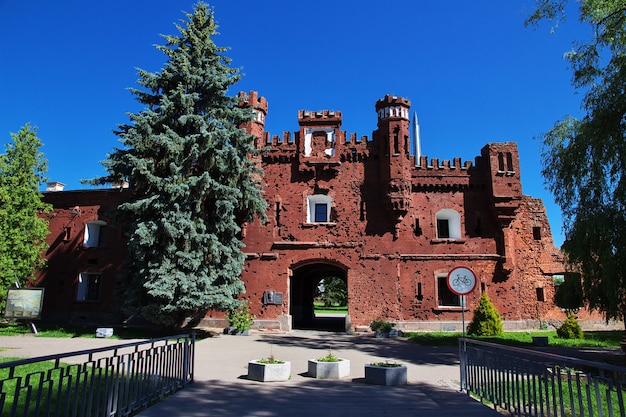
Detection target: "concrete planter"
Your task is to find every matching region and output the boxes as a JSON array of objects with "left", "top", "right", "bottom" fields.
[
  {"left": 308, "top": 358, "right": 350, "bottom": 379},
  {"left": 364, "top": 364, "right": 407, "bottom": 386},
  {"left": 247, "top": 360, "right": 291, "bottom": 382}
]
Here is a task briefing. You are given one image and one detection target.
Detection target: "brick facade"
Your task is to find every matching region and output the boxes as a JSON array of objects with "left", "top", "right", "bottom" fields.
[{"left": 37, "top": 92, "right": 570, "bottom": 331}]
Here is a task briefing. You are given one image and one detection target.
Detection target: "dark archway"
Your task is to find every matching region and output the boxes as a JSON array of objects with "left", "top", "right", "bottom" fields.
[{"left": 290, "top": 262, "right": 348, "bottom": 332}]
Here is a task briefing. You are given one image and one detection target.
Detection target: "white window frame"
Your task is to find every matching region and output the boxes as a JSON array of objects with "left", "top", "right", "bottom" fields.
[
  {"left": 83, "top": 220, "right": 107, "bottom": 247},
  {"left": 435, "top": 209, "right": 461, "bottom": 239},
  {"left": 77, "top": 272, "right": 101, "bottom": 301},
  {"left": 304, "top": 128, "right": 335, "bottom": 157},
  {"left": 307, "top": 194, "right": 332, "bottom": 223}
]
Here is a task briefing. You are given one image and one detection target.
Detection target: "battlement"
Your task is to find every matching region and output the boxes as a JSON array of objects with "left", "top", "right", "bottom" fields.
[
  {"left": 375, "top": 95, "right": 411, "bottom": 120},
  {"left": 415, "top": 156, "right": 473, "bottom": 170},
  {"left": 269, "top": 131, "right": 295, "bottom": 145},
  {"left": 298, "top": 110, "right": 342, "bottom": 126},
  {"left": 238, "top": 91, "right": 268, "bottom": 115}
]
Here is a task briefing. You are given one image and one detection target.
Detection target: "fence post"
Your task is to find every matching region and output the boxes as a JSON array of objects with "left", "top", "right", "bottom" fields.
[{"left": 459, "top": 338, "right": 467, "bottom": 391}]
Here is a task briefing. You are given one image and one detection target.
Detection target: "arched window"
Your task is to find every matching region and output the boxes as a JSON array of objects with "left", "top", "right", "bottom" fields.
[
  {"left": 307, "top": 195, "right": 331, "bottom": 223},
  {"left": 84, "top": 220, "right": 107, "bottom": 247},
  {"left": 435, "top": 209, "right": 461, "bottom": 239}
]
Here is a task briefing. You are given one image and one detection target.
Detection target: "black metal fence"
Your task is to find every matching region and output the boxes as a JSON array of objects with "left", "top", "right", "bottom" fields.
[
  {"left": 459, "top": 337, "right": 626, "bottom": 417},
  {"left": 0, "top": 333, "right": 195, "bottom": 417}
]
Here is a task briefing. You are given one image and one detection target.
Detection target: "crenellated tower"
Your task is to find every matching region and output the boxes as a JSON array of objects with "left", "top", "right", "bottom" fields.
[
  {"left": 238, "top": 91, "right": 269, "bottom": 149},
  {"left": 374, "top": 95, "right": 413, "bottom": 231},
  {"left": 481, "top": 142, "right": 524, "bottom": 274},
  {"left": 296, "top": 109, "right": 343, "bottom": 172}
]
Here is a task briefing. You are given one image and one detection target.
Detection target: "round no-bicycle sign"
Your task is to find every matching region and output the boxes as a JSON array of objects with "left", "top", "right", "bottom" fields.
[{"left": 447, "top": 266, "right": 477, "bottom": 296}]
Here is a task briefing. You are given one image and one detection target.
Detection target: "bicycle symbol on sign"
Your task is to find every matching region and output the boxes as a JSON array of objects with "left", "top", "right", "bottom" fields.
[{"left": 452, "top": 273, "right": 471, "bottom": 290}]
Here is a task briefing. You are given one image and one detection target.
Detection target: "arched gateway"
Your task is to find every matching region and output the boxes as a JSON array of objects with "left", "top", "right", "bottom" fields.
[
  {"left": 290, "top": 261, "right": 349, "bottom": 332},
  {"left": 36, "top": 92, "right": 571, "bottom": 331}
]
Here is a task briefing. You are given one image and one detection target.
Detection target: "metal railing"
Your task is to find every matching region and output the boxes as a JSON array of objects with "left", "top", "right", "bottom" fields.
[
  {"left": 459, "top": 337, "right": 626, "bottom": 416},
  {"left": 0, "top": 333, "right": 195, "bottom": 417}
]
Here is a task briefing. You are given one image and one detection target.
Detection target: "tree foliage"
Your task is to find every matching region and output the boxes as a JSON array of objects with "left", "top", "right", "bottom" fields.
[
  {"left": 527, "top": 1, "right": 626, "bottom": 320},
  {"left": 89, "top": 3, "right": 266, "bottom": 327},
  {"left": 467, "top": 292, "right": 504, "bottom": 336},
  {"left": 318, "top": 276, "right": 348, "bottom": 307},
  {"left": 0, "top": 124, "right": 51, "bottom": 306},
  {"left": 554, "top": 274, "right": 584, "bottom": 312},
  {"left": 557, "top": 312, "right": 584, "bottom": 339}
]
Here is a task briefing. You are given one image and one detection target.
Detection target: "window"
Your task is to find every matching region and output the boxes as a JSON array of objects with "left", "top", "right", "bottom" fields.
[
  {"left": 435, "top": 209, "right": 461, "bottom": 239},
  {"left": 552, "top": 274, "right": 565, "bottom": 286},
  {"left": 314, "top": 203, "right": 328, "bottom": 222},
  {"left": 307, "top": 195, "right": 331, "bottom": 223},
  {"left": 497, "top": 152, "right": 505, "bottom": 171},
  {"left": 506, "top": 152, "right": 514, "bottom": 171},
  {"left": 536, "top": 287, "right": 545, "bottom": 302},
  {"left": 77, "top": 273, "right": 100, "bottom": 301},
  {"left": 437, "top": 276, "right": 462, "bottom": 307},
  {"left": 533, "top": 226, "right": 542, "bottom": 240},
  {"left": 84, "top": 221, "right": 106, "bottom": 247},
  {"left": 63, "top": 227, "right": 72, "bottom": 242},
  {"left": 437, "top": 219, "right": 450, "bottom": 238}
]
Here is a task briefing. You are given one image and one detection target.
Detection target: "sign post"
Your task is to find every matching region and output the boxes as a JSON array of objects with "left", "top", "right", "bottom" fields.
[
  {"left": 447, "top": 266, "right": 477, "bottom": 391},
  {"left": 446, "top": 266, "right": 477, "bottom": 338},
  {"left": 4, "top": 286, "right": 45, "bottom": 334}
]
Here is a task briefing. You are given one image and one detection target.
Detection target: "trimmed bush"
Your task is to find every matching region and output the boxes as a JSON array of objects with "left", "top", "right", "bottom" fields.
[
  {"left": 370, "top": 320, "right": 395, "bottom": 333},
  {"left": 467, "top": 292, "right": 504, "bottom": 336},
  {"left": 557, "top": 313, "right": 584, "bottom": 339}
]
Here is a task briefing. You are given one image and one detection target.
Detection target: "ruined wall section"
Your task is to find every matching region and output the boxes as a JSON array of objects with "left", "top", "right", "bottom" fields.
[
  {"left": 502, "top": 196, "right": 566, "bottom": 322},
  {"left": 37, "top": 189, "right": 129, "bottom": 324}
]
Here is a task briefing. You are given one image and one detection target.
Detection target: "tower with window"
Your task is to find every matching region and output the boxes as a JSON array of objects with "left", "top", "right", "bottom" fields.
[{"left": 374, "top": 95, "right": 412, "bottom": 233}]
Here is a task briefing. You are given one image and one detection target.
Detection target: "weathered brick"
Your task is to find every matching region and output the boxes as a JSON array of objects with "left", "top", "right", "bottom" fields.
[{"left": 36, "top": 92, "right": 582, "bottom": 330}]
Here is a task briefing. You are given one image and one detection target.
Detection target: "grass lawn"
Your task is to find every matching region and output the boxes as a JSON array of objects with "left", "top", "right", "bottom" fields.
[
  {"left": 313, "top": 301, "right": 348, "bottom": 315},
  {"left": 0, "top": 322, "right": 191, "bottom": 339},
  {"left": 404, "top": 330, "right": 623, "bottom": 348}
]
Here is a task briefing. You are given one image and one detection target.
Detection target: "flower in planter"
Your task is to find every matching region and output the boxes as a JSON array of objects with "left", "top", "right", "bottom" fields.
[
  {"left": 316, "top": 351, "right": 343, "bottom": 362},
  {"left": 256, "top": 355, "right": 284, "bottom": 364},
  {"left": 308, "top": 351, "right": 350, "bottom": 379},
  {"left": 248, "top": 355, "right": 291, "bottom": 382},
  {"left": 365, "top": 361, "right": 407, "bottom": 385},
  {"left": 369, "top": 361, "right": 403, "bottom": 368}
]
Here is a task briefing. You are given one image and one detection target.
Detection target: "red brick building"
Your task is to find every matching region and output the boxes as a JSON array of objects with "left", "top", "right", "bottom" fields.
[{"left": 37, "top": 92, "right": 568, "bottom": 331}]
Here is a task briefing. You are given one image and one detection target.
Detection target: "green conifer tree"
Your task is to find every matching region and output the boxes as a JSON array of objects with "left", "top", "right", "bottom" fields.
[
  {"left": 0, "top": 124, "right": 51, "bottom": 308},
  {"left": 556, "top": 312, "right": 584, "bottom": 339},
  {"left": 467, "top": 292, "right": 504, "bottom": 336},
  {"left": 88, "top": 3, "right": 266, "bottom": 327}
]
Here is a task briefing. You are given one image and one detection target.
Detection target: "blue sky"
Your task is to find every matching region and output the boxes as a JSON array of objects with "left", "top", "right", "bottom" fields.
[{"left": 0, "top": 1, "right": 590, "bottom": 247}]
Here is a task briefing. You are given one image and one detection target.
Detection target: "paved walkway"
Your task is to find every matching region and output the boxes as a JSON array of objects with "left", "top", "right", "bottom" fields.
[{"left": 0, "top": 331, "right": 503, "bottom": 416}]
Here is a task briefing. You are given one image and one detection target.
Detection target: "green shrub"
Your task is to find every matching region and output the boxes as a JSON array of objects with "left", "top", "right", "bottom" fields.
[
  {"left": 557, "top": 313, "right": 584, "bottom": 339},
  {"left": 370, "top": 320, "right": 395, "bottom": 333},
  {"left": 467, "top": 292, "right": 504, "bottom": 336},
  {"left": 227, "top": 301, "right": 255, "bottom": 332}
]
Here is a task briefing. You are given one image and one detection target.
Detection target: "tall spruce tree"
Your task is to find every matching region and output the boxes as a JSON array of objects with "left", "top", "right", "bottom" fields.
[
  {"left": 0, "top": 124, "right": 51, "bottom": 308},
  {"left": 89, "top": 3, "right": 266, "bottom": 327}
]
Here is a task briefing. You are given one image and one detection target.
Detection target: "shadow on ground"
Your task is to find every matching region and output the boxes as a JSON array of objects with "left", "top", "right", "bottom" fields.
[
  {"left": 138, "top": 379, "right": 501, "bottom": 417},
  {"left": 254, "top": 333, "right": 460, "bottom": 367}
]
